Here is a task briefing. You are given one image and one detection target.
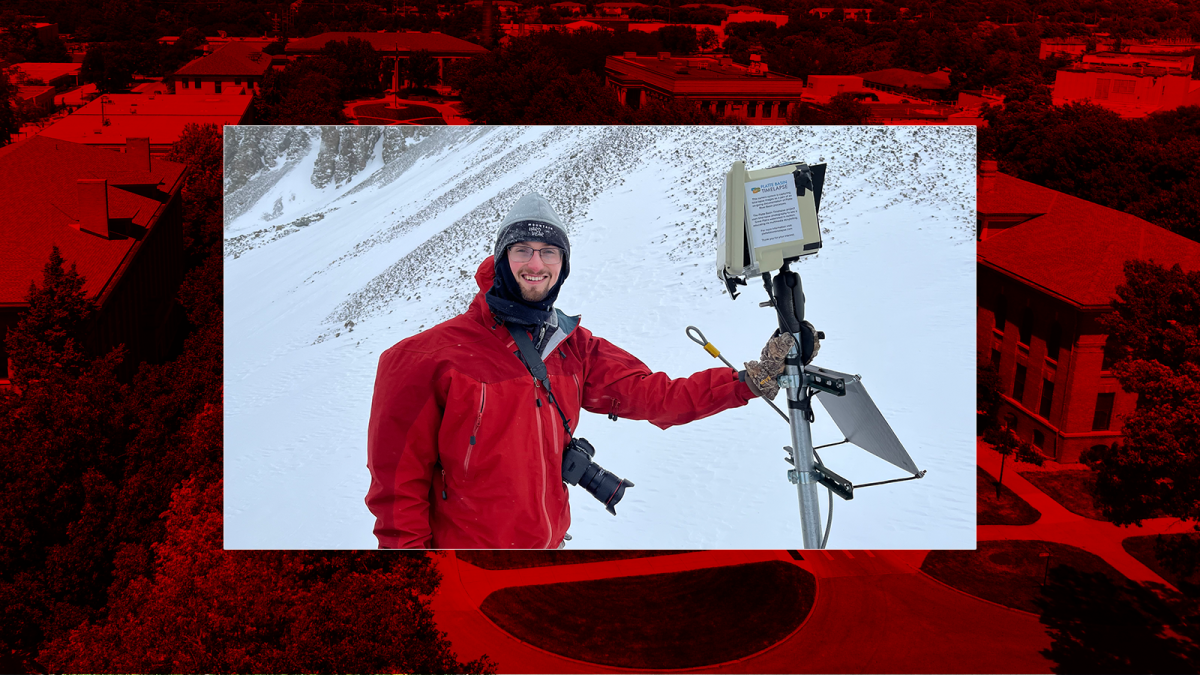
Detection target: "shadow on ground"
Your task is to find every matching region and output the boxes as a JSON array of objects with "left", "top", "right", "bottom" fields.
[
  {"left": 478, "top": 560, "right": 815, "bottom": 669},
  {"left": 1038, "top": 566, "right": 1199, "bottom": 673}
]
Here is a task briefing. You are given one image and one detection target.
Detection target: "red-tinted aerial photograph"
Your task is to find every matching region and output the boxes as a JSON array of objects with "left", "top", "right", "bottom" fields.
[{"left": 2, "top": 0, "right": 1200, "bottom": 673}]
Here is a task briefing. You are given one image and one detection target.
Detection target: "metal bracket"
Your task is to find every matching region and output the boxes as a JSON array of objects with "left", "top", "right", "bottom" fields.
[
  {"left": 777, "top": 374, "right": 802, "bottom": 389},
  {"left": 812, "top": 462, "right": 854, "bottom": 501},
  {"left": 720, "top": 268, "right": 746, "bottom": 300},
  {"left": 805, "top": 371, "right": 846, "bottom": 396}
]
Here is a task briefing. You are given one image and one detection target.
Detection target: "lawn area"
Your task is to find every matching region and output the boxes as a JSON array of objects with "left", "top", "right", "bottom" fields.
[
  {"left": 1018, "top": 469, "right": 1107, "bottom": 521},
  {"left": 921, "top": 540, "right": 1130, "bottom": 614},
  {"left": 978, "top": 465, "right": 1041, "bottom": 526},
  {"left": 479, "top": 561, "right": 815, "bottom": 669},
  {"left": 457, "top": 550, "right": 695, "bottom": 570},
  {"left": 1123, "top": 533, "right": 1200, "bottom": 597}
]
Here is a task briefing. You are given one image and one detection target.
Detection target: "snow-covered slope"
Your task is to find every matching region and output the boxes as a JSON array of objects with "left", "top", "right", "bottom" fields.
[{"left": 224, "top": 125, "right": 978, "bottom": 550}]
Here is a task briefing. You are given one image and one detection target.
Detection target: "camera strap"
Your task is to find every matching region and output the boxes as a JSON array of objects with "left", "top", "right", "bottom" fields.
[{"left": 506, "top": 324, "right": 574, "bottom": 440}]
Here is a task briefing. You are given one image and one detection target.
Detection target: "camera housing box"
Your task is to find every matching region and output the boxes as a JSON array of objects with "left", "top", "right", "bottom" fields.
[{"left": 717, "top": 161, "right": 826, "bottom": 281}]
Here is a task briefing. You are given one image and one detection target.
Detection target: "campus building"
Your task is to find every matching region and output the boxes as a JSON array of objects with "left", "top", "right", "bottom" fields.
[
  {"left": 808, "top": 7, "right": 872, "bottom": 20},
  {"left": 856, "top": 68, "right": 953, "bottom": 100},
  {"left": 1079, "top": 51, "right": 1194, "bottom": 74},
  {"left": 465, "top": 0, "right": 522, "bottom": 13},
  {"left": 285, "top": 31, "right": 488, "bottom": 83},
  {"left": 803, "top": 74, "right": 988, "bottom": 124},
  {"left": 605, "top": 52, "right": 806, "bottom": 123},
  {"left": 1038, "top": 37, "right": 1118, "bottom": 60},
  {"left": 10, "top": 62, "right": 81, "bottom": 90},
  {"left": 976, "top": 161, "right": 1200, "bottom": 463},
  {"left": 38, "top": 93, "right": 252, "bottom": 155},
  {"left": 596, "top": 2, "right": 651, "bottom": 16},
  {"left": 0, "top": 136, "right": 187, "bottom": 386},
  {"left": 549, "top": 2, "right": 586, "bottom": 15},
  {"left": 170, "top": 41, "right": 273, "bottom": 95},
  {"left": 1039, "top": 37, "right": 1200, "bottom": 60},
  {"left": 862, "top": 102, "right": 981, "bottom": 124},
  {"left": 1051, "top": 61, "right": 1200, "bottom": 117}
]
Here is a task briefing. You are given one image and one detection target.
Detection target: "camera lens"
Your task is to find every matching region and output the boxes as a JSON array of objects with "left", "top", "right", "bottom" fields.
[
  {"left": 579, "top": 464, "right": 632, "bottom": 515},
  {"left": 561, "top": 438, "right": 633, "bottom": 515}
]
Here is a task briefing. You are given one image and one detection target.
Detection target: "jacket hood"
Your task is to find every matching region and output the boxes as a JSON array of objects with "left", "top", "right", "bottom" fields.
[{"left": 475, "top": 255, "right": 497, "bottom": 293}]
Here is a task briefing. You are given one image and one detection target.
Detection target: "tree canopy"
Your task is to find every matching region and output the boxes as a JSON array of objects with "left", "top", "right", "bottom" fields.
[{"left": 1085, "top": 260, "right": 1200, "bottom": 576}]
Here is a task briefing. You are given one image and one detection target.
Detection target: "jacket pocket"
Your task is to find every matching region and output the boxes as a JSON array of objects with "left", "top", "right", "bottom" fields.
[{"left": 463, "top": 382, "right": 486, "bottom": 478}]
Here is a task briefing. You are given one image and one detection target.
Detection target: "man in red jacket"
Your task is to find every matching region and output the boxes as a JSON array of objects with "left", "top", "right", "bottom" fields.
[{"left": 366, "top": 192, "right": 798, "bottom": 549}]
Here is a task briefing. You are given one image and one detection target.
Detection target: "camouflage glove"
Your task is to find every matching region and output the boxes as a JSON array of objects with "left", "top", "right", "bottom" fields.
[
  {"left": 743, "top": 332, "right": 796, "bottom": 401},
  {"left": 800, "top": 320, "right": 821, "bottom": 365}
]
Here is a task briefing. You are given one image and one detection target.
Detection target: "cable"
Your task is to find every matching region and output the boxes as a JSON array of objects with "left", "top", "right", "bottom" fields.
[{"left": 821, "top": 484, "right": 833, "bottom": 549}]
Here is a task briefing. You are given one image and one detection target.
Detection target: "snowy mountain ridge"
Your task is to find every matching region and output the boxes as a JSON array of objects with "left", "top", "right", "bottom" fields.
[{"left": 226, "top": 126, "right": 976, "bottom": 342}]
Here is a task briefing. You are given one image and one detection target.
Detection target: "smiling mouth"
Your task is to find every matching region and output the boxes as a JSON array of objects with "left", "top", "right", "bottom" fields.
[{"left": 521, "top": 274, "right": 549, "bottom": 283}]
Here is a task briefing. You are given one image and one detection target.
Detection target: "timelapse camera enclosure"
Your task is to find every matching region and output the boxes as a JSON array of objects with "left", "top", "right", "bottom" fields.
[{"left": 716, "top": 161, "right": 826, "bottom": 288}]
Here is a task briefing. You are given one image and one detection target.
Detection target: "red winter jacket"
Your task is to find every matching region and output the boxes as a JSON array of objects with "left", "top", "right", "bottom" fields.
[{"left": 366, "top": 256, "right": 755, "bottom": 549}]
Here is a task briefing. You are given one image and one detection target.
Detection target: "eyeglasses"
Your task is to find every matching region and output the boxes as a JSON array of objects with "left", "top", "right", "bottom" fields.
[{"left": 508, "top": 245, "right": 563, "bottom": 264}]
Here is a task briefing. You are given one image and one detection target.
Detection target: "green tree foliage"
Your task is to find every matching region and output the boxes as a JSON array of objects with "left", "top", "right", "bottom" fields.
[
  {"left": 0, "top": 249, "right": 129, "bottom": 668},
  {"left": 263, "top": 36, "right": 288, "bottom": 56},
  {"left": 39, "top": 479, "right": 496, "bottom": 674},
  {"left": 656, "top": 25, "right": 698, "bottom": 55},
  {"left": 4, "top": 248, "right": 101, "bottom": 385},
  {"left": 519, "top": 70, "right": 628, "bottom": 123},
  {"left": 0, "top": 13, "right": 69, "bottom": 62},
  {"left": 1085, "top": 261, "right": 1200, "bottom": 576},
  {"left": 253, "top": 58, "right": 348, "bottom": 124},
  {"left": 321, "top": 36, "right": 383, "bottom": 99},
  {"left": 406, "top": 49, "right": 442, "bottom": 91},
  {"left": 787, "top": 93, "right": 873, "bottom": 124},
  {"left": 983, "top": 423, "right": 1044, "bottom": 498},
  {"left": 448, "top": 38, "right": 574, "bottom": 123},
  {"left": 0, "top": 67, "right": 18, "bottom": 145},
  {"left": 80, "top": 42, "right": 165, "bottom": 92},
  {"left": 165, "top": 123, "right": 223, "bottom": 259},
  {"left": 977, "top": 354, "right": 1002, "bottom": 431},
  {"left": 447, "top": 29, "right": 707, "bottom": 123},
  {"left": 982, "top": 102, "right": 1200, "bottom": 243}
]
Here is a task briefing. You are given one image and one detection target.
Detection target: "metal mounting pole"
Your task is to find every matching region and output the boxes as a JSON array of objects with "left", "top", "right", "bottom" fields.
[
  {"left": 769, "top": 265, "right": 822, "bottom": 548},
  {"left": 785, "top": 344, "right": 823, "bottom": 548}
]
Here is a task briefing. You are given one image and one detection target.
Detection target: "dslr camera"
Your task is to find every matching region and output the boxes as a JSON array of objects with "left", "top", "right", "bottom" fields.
[{"left": 561, "top": 437, "right": 633, "bottom": 515}]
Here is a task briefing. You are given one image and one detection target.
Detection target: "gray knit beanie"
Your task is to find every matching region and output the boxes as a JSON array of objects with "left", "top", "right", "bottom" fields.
[{"left": 493, "top": 192, "right": 570, "bottom": 260}]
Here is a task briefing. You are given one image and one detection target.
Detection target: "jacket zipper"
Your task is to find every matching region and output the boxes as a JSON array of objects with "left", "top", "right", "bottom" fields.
[
  {"left": 572, "top": 373, "right": 581, "bottom": 410},
  {"left": 533, "top": 379, "right": 555, "bottom": 548},
  {"left": 464, "top": 383, "right": 486, "bottom": 475}
]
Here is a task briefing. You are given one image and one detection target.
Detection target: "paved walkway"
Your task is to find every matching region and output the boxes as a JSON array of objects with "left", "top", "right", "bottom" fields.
[
  {"left": 431, "top": 546, "right": 1052, "bottom": 673},
  {"left": 976, "top": 438, "right": 1186, "bottom": 591},
  {"left": 427, "top": 439, "right": 1188, "bottom": 672}
]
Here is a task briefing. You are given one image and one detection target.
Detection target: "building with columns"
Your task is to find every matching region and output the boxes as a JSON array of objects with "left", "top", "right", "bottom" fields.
[
  {"left": 976, "top": 161, "right": 1200, "bottom": 463},
  {"left": 605, "top": 51, "right": 807, "bottom": 123},
  {"left": 284, "top": 31, "right": 488, "bottom": 87}
]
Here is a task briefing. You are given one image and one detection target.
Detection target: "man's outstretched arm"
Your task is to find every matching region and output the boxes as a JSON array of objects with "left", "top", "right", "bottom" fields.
[{"left": 578, "top": 330, "right": 756, "bottom": 430}]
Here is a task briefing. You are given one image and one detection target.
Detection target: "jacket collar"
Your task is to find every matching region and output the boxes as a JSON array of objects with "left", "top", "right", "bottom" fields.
[{"left": 469, "top": 256, "right": 580, "bottom": 344}]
